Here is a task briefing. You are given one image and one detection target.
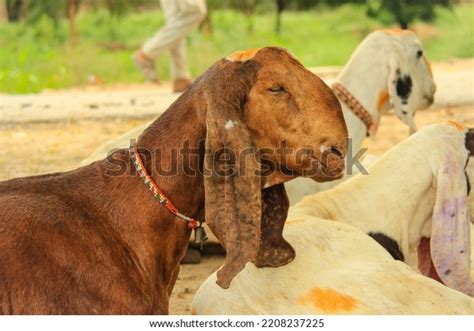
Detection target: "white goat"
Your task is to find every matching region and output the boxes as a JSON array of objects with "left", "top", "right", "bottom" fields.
[
  {"left": 286, "top": 29, "right": 436, "bottom": 204},
  {"left": 191, "top": 123, "right": 474, "bottom": 314}
]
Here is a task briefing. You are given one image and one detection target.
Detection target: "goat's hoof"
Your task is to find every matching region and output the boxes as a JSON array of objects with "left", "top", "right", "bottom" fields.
[{"left": 181, "top": 247, "right": 202, "bottom": 264}]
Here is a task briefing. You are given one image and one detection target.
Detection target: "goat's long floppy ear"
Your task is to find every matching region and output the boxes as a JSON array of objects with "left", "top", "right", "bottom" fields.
[
  {"left": 203, "top": 59, "right": 263, "bottom": 289},
  {"left": 256, "top": 183, "right": 295, "bottom": 267},
  {"left": 430, "top": 130, "right": 474, "bottom": 296},
  {"left": 387, "top": 57, "right": 417, "bottom": 134}
]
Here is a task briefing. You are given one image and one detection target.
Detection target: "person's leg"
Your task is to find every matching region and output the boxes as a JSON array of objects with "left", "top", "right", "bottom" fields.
[
  {"left": 133, "top": 51, "right": 159, "bottom": 83},
  {"left": 142, "top": 0, "right": 206, "bottom": 61},
  {"left": 169, "top": 39, "right": 192, "bottom": 92},
  {"left": 135, "top": 0, "right": 206, "bottom": 84},
  {"left": 133, "top": 0, "right": 176, "bottom": 82}
]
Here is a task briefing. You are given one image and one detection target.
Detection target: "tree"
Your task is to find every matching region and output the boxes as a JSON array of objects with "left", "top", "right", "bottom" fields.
[
  {"left": 235, "top": 0, "right": 258, "bottom": 32},
  {"left": 275, "top": 0, "right": 285, "bottom": 34},
  {"left": 24, "top": 0, "right": 67, "bottom": 25},
  {"left": 367, "top": 0, "right": 452, "bottom": 29},
  {"left": 15, "top": 0, "right": 158, "bottom": 44},
  {"left": 67, "top": 0, "right": 80, "bottom": 46},
  {"left": 6, "top": 0, "right": 23, "bottom": 22}
]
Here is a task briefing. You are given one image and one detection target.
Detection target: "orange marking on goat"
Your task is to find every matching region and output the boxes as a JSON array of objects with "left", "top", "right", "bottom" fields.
[
  {"left": 191, "top": 308, "right": 197, "bottom": 315},
  {"left": 377, "top": 90, "right": 389, "bottom": 112},
  {"left": 226, "top": 48, "right": 261, "bottom": 62},
  {"left": 447, "top": 120, "right": 467, "bottom": 131},
  {"left": 298, "top": 288, "right": 358, "bottom": 313},
  {"left": 380, "top": 28, "right": 414, "bottom": 36}
]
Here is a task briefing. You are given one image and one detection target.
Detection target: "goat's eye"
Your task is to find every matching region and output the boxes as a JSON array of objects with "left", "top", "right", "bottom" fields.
[
  {"left": 416, "top": 50, "right": 423, "bottom": 59},
  {"left": 268, "top": 85, "right": 286, "bottom": 94}
]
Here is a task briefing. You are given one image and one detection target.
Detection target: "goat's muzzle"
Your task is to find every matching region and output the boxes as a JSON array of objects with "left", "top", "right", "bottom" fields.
[{"left": 301, "top": 146, "right": 346, "bottom": 182}]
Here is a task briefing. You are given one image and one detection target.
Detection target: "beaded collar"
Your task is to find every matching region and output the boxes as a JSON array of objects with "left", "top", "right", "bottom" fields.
[
  {"left": 332, "top": 82, "right": 375, "bottom": 137},
  {"left": 129, "top": 143, "right": 207, "bottom": 244}
]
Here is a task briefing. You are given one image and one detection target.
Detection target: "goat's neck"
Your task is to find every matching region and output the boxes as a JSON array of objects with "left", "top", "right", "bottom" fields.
[
  {"left": 336, "top": 59, "right": 390, "bottom": 153},
  {"left": 296, "top": 141, "right": 435, "bottom": 260},
  {"left": 96, "top": 95, "right": 205, "bottom": 312}
]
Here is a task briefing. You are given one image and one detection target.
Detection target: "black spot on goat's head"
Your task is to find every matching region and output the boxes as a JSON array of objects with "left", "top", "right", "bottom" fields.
[{"left": 396, "top": 75, "right": 412, "bottom": 104}]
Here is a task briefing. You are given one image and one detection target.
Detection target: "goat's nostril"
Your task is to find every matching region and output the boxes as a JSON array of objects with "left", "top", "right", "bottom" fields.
[{"left": 329, "top": 146, "right": 344, "bottom": 158}]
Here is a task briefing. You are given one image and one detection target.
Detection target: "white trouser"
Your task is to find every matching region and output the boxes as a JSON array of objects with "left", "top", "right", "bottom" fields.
[{"left": 142, "top": 0, "right": 206, "bottom": 80}]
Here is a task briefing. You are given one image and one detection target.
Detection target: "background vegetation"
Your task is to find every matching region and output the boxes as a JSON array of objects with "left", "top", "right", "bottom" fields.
[{"left": 0, "top": 0, "right": 472, "bottom": 94}]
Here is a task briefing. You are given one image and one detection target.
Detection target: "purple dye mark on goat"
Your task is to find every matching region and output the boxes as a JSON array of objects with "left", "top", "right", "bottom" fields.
[
  {"left": 434, "top": 196, "right": 467, "bottom": 253},
  {"left": 432, "top": 195, "right": 472, "bottom": 295},
  {"left": 430, "top": 151, "right": 474, "bottom": 296},
  {"left": 440, "top": 197, "right": 466, "bottom": 222}
]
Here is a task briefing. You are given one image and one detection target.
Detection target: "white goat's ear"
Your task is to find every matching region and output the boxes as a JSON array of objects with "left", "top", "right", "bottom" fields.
[
  {"left": 431, "top": 147, "right": 473, "bottom": 296},
  {"left": 388, "top": 57, "right": 417, "bottom": 134}
]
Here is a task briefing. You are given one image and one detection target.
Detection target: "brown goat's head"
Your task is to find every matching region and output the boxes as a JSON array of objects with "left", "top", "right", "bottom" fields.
[{"left": 199, "top": 47, "right": 348, "bottom": 288}]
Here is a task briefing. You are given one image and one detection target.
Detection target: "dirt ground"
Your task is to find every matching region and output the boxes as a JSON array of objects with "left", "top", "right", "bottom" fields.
[
  {"left": 1, "top": 106, "right": 473, "bottom": 183},
  {"left": 0, "top": 60, "right": 473, "bottom": 314}
]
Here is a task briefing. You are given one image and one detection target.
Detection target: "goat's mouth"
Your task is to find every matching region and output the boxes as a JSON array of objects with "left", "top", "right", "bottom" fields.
[
  {"left": 423, "top": 94, "right": 435, "bottom": 107},
  {"left": 417, "top": 237, "right": 473, "bottom": 297},
  {"left": 417, "top": 237, "right": 443, "bottom": 283},
  {"left": 300, "top": 149, "right": 345, "bottom": 182}
]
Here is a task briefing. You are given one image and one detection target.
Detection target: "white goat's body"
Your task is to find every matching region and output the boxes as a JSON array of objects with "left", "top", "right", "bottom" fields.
[
  {"left": 291, "top": 123, "right": 474, "bottom": 293},
  {"left": 192, "top": 218, "right": 474, "bottom": 315},
  {"left": 192, "top": 124, "right": 474, "bottom": 314}
]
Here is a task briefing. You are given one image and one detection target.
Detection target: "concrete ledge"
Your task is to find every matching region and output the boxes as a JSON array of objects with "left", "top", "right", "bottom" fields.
[{"left": 1, "top": 60, "right": 472, "bottom": 124}]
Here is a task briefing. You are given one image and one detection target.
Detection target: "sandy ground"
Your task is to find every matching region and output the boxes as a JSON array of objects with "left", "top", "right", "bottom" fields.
[{"left": 0, "top": 60, "right": 473, "bottom": 314}]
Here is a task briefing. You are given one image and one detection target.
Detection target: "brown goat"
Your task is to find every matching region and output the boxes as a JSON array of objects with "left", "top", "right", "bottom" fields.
[{"left": 0, "top": 47, "right": 347, "bottom": 314}]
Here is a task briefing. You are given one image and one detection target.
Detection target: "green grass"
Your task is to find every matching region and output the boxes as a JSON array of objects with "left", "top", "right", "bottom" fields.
[{"left": 0, "top": 4, "right": 473, "bottom": 94}]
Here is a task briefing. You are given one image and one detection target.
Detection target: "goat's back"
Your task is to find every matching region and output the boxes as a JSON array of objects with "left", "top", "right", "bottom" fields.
[
  {"left": 0, "top": 164, "right": 153, "bottom": 314},
  {"left": 192, "top": 218, "right": 474, "bottom": 315}
]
